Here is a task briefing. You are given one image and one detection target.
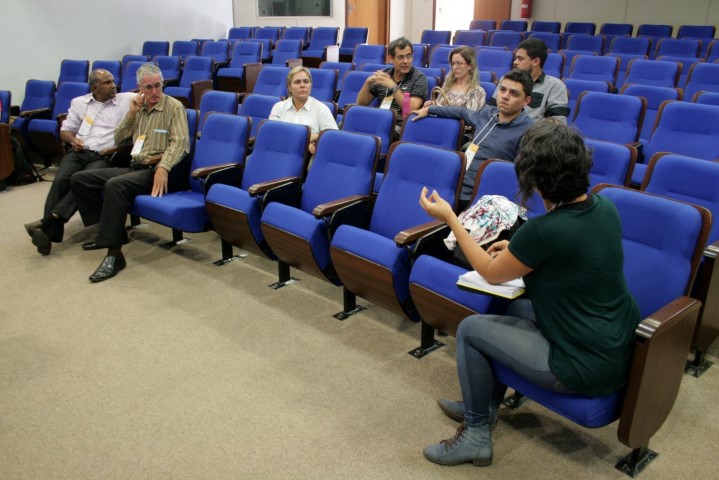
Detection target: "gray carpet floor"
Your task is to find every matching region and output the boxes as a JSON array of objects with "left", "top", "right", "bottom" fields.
[{"left": 1, "top": 173, "right": 717, "bottom": 480}]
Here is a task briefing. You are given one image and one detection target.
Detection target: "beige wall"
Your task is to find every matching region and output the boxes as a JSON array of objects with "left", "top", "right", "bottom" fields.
[{"left": 510, "top": 0, "right": 719, "bottom": 33}]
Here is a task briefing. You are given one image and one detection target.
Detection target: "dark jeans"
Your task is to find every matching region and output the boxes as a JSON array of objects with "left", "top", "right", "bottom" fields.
[
  {"left": 456, "top": 299, "right": 573, "bottom": 427},
  {"left": 44, "top": 150, "right": 109, "bottom": 225},
  {"left": 70, "top": 165, "right": 154, "bottom": 248}
]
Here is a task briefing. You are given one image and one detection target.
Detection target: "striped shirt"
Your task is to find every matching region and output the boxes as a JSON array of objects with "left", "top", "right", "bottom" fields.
[{"left": 114, "top": 94, "right": 189, "bottom": 171}]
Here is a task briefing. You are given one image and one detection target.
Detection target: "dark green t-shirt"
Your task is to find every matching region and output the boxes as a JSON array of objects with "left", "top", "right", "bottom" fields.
[{"left": 508, "top": 194, "right": 641, "bottom": 396}]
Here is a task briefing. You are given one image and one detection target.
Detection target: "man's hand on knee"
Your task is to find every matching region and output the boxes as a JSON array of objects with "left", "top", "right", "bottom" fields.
[{"left": 151, "top": 167, "right": 169, "bottom": 197}]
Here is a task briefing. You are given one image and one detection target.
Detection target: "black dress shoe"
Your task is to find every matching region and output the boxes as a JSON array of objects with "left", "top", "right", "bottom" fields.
[
  {"left": 24, "top": 220, "right": 51, "bottom": 255},
  {"left": 89, "top": 254, "right": 126, "bottom": 283}
]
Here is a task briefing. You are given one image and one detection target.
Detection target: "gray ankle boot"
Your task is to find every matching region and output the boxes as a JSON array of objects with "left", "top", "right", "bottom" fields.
[
  {"left": 423, "top": 422, "right": 493, "bottom": 466},
  {"left": 436, "top": 399, "right": 498, "bottom": 430}
]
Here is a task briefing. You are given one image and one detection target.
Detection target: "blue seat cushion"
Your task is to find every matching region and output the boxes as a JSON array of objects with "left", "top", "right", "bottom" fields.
[
  {"left": 206, "top": 184, "right": 264, "bottom": 245},
  {"left": 492, "top": 362, "right": 623, "bottom": 428},
  {"left": 134, "top": 191, "right": 208, "bottom": 232},
  {"left": 409, "top": 255, "right": 509, "bottom": 316},
  {"left": 332, "top": 224, "right": 412, "bottom": 306},
  {"left": 262, "top": 202, "right": 331, "bottom": 271},
  {"left": 27, "top": 119, "right": 58, "bottom": 135}
]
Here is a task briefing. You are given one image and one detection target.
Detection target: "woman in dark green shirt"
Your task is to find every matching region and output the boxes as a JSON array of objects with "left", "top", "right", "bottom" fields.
[{"left": 419, "top": 121, "right": 640, "bottom": 468}]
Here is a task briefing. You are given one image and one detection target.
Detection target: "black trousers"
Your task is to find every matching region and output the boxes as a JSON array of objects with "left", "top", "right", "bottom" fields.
[
  {"left": 70, "top": 165, "right": 154, "bottom": 248},
  {"left": 44, "top": 150, "right": 109, "bottom": 227}
]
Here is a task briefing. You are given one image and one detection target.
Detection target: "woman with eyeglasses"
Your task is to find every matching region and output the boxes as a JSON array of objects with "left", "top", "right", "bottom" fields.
[{"left": 426, "top": 46, "right": 485, "bottom": 111}]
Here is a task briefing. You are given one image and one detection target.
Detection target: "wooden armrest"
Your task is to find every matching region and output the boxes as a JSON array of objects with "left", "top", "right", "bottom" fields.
[
  {"left": 691, "top": 239, "right": 719, "bottom": 352},
  {"left": 394, "top": 219, "right": 446, "bottom": 247},
  {"left": 618, "top": 295, "right": 700, "bottom": 449},
  {"left": 247, "top": 176, "right": 301, "bottom": 196},
  {"left": 18, "top": 107, "right": 50, "bottom": 118},
  {"left": 190, "top": 79, "right": 214, "bottom": 108},
  {"left": 312, "top": 194, "right": 371, "bottom": 217},
  {"left": 191, "top": 162, "right": 242, "bottom": 179}
]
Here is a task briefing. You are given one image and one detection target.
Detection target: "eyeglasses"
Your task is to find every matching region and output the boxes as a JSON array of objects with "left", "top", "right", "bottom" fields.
[
  {"left": 451, "top": 62, "right": 468, "bottom": 67},
  {"left": 394, "top": 53, "right": 413, "bottom": 61}
]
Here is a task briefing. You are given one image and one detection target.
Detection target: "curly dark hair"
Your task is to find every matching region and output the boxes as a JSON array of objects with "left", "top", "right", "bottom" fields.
[{"left": 515, "top": 120, "right": 592, "bottom": 207}]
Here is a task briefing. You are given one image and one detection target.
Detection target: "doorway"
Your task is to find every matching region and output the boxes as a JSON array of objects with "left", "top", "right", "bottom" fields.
[{"left": 346, "top": 0, "right": 389, "bottom": 46}]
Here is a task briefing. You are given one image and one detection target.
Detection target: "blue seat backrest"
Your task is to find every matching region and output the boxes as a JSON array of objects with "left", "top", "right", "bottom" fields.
[
  {"left": 308, "top": 68, "right": 337, "bottom": 102},
  {"left": 180, "top": 56, "right": 212, "bottom": 88},
  {"left": 543, "top": 52, "right": 564, "bottom": 78},
  {"left": 319, "top": 61, "right": 352, "bottom": 91},
  {"left": 412, "top": 44, "right": 428, "bottom": 67},
  {"left": 600, "top": 23, "right": 633, "bottom": 36},
  {"left": 480, "top": 81, "right": 496, "bottom": 98},
  {"left": 240, "top": 121, "right": 308, "bottom": 191},
  {"left": 306, "top": 27, "right": 339, "bottom": 55},
  {"left": 256, "top": 27, "right": 280, "bottom": 45},
  {"left": 371, "top": 142, "right": 463, "bottom": 239},
  {"left": 142, "top": 41, "right": 169, "bottom": 58},
  {"left": 186, "top": 108, "right": 198, "bottom": 153},
  {"left": 566, "top": 34, "right": 604, "bottom": 54},
  {"left": 470, "top": 20, "right": 496, "bottom": 31},
  {"left": 190, "top": 113, "right": 249, "bottom": 192},
  {"left": 453, "top": 30, "right": 486, "bottom": 47},
  {"left": 637, "top": 24, "right": 673, "bottom": 38},
  {"left": 489, "top": 31, "right": 523, "bottom": 50},
  {"left": 573, "top": 91, "right": 644, "bottom": 144},
  {"left": 0, "top": 90, "right": 11, "bottom": 124},
  {"left": 569, "top": 55, "right": 619, "bottom": 85},
  {"left": 654, "top": 38, "right": 701, "bottom": 59},
  {"left": 52, "top": 82, "right": 91, "bottom": 117},
  {"left": 201, "top": 40, "right": 230, "bottom": 63},
  {"left": 340, "top": 105, "right": 395, "bottom": 156},
  {"left": 352, "top": 44, "right": 387, "bottom": 69},
  {"left": 531, "top": 21, "right": 561, "bottom": 34},
  {"left": 683, "top": 62, "right": 719, "bottom": 100},
  {"left": 238, "top": 94, "right": 281, "bottom": 139},
  {"left": 301, "top": 130, "right": 378, "bottom": 213},
  {"left": 609, "top": 36, "right": 651, "bottom": 55},
  {"left": 563, "top": 78, "right": 611, "bottom": 123},
  {"left": 21, "top": 80, "right": 56, "bottom": 112},
  {"left": 624, "top": 59, "right": 680, "bottom": 88},
  {"left": 155, "top": 56, "right": 180, "bottom": 81},
  {"left": 421, "top": 30, "right": 452, "bottom": 53},
  {"left": 253, "top": 66, "right": 289, "bottom": 97},
  {"left": 198, "top": 90, "right": 239, "bottom": 129},
  {"left": 475, "top": 49, "right": 513, "bottom": 79},
  {"left": 339, "top": 27, "right": 368, "bottom": 55},
  {"left": 428, "top": 46, "right": 453, "bottom": 71},
  {"left": 120, "top": 61, "right": 146, "bottom": 93},
  {"left": 473, "top": 160, "right": 545, "bottom": 218},
  {"left": 527, "top": 32, "right": 561, "bottom": 53},
  {"left": 693, "top": 91, "right": 719, "bottom": 105},
  {"left": 284, "top": 27, "right": 312, "bottom": 47},
  {"left": 228, "top": 27, "right": 253, "bottom": 40},
  {"left": 584, "top": 138, "right": 633, "bottom": 188},
  {"left": 400, "top": 114, "right": 461, "bottom": 150},
  {"left": 598, "top": 186, "right": 703, "bottom": 318},
  {"left": 58, "top": 59, "right": 89, "bottom": 86},
  {"left": 564, "top": 22, "right": 597, "bottom": 35},
  {"left": 229, "top": 41, "right": 262, "bottom": 68},
  {"left": 171, "top": 40, "right": 199, "bottom": 62},
  {"left": 337, "top": 71, "right": 373, "bottom": 110},
  {"left": 644, "top": 101, "right": 719, "bottom": 161},
  {"left": 499, "top": 20, "right": 528, "bottom": 32},
  {"left": 644, "top": 154, "right": 719, "bottom": 245},
  {"left": 272, "top": 39, "right": 303, "bottom": 65},
  {"left": 620, "top": 84, "right": 681, "bottom": 144}
]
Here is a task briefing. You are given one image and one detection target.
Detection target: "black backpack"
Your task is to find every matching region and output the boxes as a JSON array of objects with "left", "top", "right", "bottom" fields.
[{"left": 7, "top": 135, "right": 41, "bottom": 185}]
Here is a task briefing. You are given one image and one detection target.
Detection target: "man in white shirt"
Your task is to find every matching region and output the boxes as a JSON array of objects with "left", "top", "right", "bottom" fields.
[
  {"left": 24, "top": 69, "right": 133, "bottom": 255},
  {"left": 269, "top": 66, "right": 338, "bottom": 155}
]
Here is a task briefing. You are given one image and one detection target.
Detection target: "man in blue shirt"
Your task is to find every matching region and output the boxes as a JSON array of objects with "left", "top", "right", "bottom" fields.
[{"left": 412, "top": 69, "right": 535, "bottom": 208}]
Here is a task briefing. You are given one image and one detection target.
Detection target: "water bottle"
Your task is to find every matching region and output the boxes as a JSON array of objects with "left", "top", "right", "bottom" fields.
[{"left": 402, "top": 91, "right": 411, "bottom": 117}]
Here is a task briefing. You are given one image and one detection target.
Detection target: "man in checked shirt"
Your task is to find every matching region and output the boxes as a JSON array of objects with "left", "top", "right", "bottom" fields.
[{"left": 71, "top": 63, "right": 189, "bottom": 283}]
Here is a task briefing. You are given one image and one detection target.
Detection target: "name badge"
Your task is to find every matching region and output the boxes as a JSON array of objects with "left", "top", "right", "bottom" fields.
[
  {"left": 131, "top": 134, "right": 146, "bottom": 157},
  {"left": 465, "top": 143, "right": 479, "bottom": 169},
  {"left": 380, "top": 96, "right": 393, "bottom": 110},
  {"left": 77, "top": 116, "right": 94, "bottom": 136}
]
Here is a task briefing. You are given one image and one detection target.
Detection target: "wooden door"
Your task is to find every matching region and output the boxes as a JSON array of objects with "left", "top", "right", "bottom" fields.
[
  {"left": 473, "top": 0, "right": 511, "bottom": 26},
  {"left": 347, "top": 0, "right": 388, "bottom": 46}
]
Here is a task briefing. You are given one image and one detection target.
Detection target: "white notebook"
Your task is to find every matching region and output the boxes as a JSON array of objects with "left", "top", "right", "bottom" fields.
[{"left": 456, "top": 271, "right": 526, "bottom": 299}]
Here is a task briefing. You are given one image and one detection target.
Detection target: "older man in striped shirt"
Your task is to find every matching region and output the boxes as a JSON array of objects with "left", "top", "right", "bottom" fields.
[{"left": 71, "top": 63, "right": 189, "bottom": 283}]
